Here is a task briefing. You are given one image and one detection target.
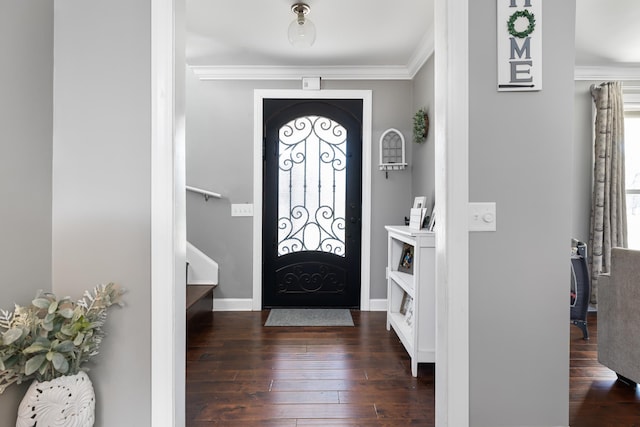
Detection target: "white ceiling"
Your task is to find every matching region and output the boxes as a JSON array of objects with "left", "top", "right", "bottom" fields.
[
  {"left": 186, "top": 0, "right": 434, "bottom": 78},
  {"left": 186, "top": 0, "right": 640, "bottom": 79},
  {"left": 575, "top": 0, "right": 640, "bottom": 67}
]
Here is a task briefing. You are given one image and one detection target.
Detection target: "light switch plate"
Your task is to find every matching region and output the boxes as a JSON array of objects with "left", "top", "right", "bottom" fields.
[
  {"left": 468, "top": 202, "right": 496, "bottom": 231},
  {"left": 231, "top": 203, "right": 253, "bottom": 217}
]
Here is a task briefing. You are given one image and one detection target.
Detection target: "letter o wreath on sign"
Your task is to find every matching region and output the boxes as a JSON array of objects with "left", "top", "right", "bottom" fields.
[{"left": 507, "top": 10, "right": 536, "bottom": 39}]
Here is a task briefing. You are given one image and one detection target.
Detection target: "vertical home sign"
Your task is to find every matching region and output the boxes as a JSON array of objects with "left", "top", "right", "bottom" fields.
[{"left": 497, "top": 0, "right": 542, "bottom": 92}]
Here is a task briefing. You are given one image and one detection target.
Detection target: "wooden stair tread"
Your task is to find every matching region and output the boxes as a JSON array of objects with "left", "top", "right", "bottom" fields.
[{"left": 186, "top": 284, "right": 217, "bottom": 310}]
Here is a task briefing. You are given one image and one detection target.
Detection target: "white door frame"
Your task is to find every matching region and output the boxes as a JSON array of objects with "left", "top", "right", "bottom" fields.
[
  {"left": 150, "top": 0, "right": 185, "bottom": 425},
  {"left": 151, "top": 2, "right": 471, "bottom": 426},
  {"left": 434, "top": 0, "right": 470, "bottom": 425},
  {"left": 252, "top": 90, "right": 372, "bottom": 311}
]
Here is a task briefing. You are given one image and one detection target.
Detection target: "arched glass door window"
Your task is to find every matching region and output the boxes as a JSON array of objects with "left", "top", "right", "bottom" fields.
[{"left": 278, "top": 115, "right": 346, "bottom": 257}]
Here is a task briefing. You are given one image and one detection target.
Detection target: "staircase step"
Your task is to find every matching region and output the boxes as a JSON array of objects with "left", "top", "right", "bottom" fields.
[
  {"left": 186, "top": 284, "right": 217, "bottom": 334},
  {"left": 186, "top": 284, "right": 217, "bottom": 310}
]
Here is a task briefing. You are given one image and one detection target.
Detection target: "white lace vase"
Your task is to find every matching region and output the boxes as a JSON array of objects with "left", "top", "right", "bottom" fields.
[{"left": 16, "top": 371, "right": 95, "bottom": 427}]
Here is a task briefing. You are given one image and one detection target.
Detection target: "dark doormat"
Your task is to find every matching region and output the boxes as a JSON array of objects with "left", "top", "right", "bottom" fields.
[{"left": 265, "top": 309, "right": 354, "bottom": 326}]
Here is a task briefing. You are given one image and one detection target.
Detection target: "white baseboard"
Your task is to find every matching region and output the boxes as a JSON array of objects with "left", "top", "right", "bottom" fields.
[
  {"left": 213, "top": 298, "right": 388, "bottom": 312},
  {"left": 213, "top": 298, "right": 254, "bottom": 311},
  {"left": 368, "top": 299, "right": 388, "bottom": 311}
]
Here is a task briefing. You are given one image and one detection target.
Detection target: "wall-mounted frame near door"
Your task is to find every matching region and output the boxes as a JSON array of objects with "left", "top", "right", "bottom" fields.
[{"left": 253, "top": 89, "right": 372, "bottom": 311}]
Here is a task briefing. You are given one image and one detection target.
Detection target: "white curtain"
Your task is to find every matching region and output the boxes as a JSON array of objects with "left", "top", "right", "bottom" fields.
[{"left": 589, "top": 82, "right": 627, "bottom": 304}]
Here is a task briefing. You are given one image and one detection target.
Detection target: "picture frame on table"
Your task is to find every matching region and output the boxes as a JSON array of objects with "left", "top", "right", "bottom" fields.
[
  {"left": 400, "top": 292, "right": 412, "bottom": 315},
  {"left": 427, "top": 206, "right": 436, "bottom": 231},
  {"left": 413, "top": 196, "right": 427, "bottom": 209},
  {"left": 397, "top": 243, "right": 414, "bottom": 274},
  {"left": 408, "top": 208, "right": 426, "bottom": 230},
  {"left": 405, "top": 303, "right": 414, "bottom": 326},
  {"left": 422, "top": 213, "right": 431, "bottom": 229}
]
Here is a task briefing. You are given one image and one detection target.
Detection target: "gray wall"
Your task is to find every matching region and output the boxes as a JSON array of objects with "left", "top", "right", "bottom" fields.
[
  {"left": 185, "top": 76, "right": 414, "bottom": 302},
  {"left": 468, "top": 1, "right": 575, "bottom": 426},
  {"left": 52, "top": 1, "right": 152, "bottom": 425},
  {"left": 412, "top": 54, "right": 436, "bottom": 206},
  {"left": 0, "top": 1, "right": 53, "bottom": 421}
]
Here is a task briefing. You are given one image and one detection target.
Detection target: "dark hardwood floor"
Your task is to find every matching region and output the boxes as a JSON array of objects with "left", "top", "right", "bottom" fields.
[
  {"left": 569, "top": 312, "right": 640, "bottom": 426},
  {"left": 186, "top": 310, "right": 639, "bottom": 426},
  {"left": 186, "top": 310, "right": 434, "bottom": 426}
]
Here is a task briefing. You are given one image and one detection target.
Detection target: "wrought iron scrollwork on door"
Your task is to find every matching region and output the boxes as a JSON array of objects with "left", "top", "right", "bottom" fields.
[{"left": 277, "top": 115, "right": 347, "bottom": 257}]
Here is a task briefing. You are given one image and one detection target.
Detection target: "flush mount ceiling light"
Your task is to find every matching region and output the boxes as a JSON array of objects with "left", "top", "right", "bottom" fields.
[{"left": 288, "top": 3, "right": 316, "bottom": 48}]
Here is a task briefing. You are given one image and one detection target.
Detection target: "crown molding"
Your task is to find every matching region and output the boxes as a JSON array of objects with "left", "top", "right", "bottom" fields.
[
  {"left": 575, "top": 67, "right": 640, "bottom": 108},
  {"left": 575, "top": 65, "right": 640, "bottom": 81},
  {"left": 190, "top": 64, "right": 416, "bottom": 81},
  {"left": 407, "top": 29, "right": 435, "bottom": 78}
]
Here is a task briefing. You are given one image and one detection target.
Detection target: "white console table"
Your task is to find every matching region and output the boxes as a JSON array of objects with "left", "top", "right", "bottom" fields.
[{"left": 385, "top": 225, "right": 436, "bottom": 377}]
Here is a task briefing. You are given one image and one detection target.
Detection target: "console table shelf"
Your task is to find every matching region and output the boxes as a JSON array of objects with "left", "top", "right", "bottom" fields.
[{"left": 385, "top": 225, "right": 436, "bottom": 377}]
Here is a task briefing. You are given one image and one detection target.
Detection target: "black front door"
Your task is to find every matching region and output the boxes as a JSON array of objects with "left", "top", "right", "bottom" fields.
[{"left": 263, "top": 99, "right": 362, "bottom": 308}]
